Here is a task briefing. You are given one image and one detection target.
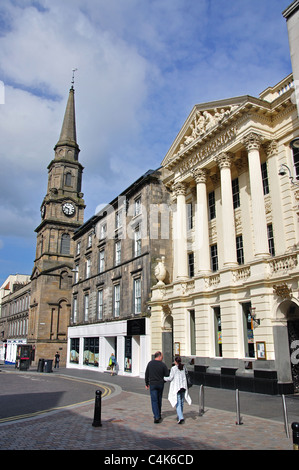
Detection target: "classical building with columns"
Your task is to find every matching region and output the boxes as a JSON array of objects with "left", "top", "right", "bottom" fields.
[{"left": 150, "top": 73, "right": 299, "bottom": 394}]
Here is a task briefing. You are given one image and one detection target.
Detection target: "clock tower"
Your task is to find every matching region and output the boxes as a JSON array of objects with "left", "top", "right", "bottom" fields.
[{"left": 28, "top": 83, "right": 85, "bottom": 366}]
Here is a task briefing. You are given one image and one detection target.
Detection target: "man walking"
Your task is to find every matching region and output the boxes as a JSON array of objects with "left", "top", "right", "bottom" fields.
[{"left": 145, "top": 351, "right": 169, "bottom": 423}]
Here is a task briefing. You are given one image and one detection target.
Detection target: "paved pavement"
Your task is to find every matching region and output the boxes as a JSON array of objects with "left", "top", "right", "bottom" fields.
[{"left": 0, "top": 363, "right": 298, "bottom": 452}]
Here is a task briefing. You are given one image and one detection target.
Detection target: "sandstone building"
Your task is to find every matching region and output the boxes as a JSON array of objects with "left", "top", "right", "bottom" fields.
[
  {"left": 28, "top": 84, "right": 85, "bottom": 367},
  {"left": 67, "top": 169, "right": 171, "bottom": 377},
  {"left": 0, "top": 278, "right": 31, "bottom": 363}
]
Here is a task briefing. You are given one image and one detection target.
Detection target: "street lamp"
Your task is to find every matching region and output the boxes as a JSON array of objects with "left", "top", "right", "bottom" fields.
[{"left": 278, "top": 138, "right": 299, "bottom": 187}]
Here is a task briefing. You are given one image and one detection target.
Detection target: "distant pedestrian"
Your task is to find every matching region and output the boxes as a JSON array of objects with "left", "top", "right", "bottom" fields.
[
  {"left": 164, "top": 356, "right": 191, "bottom": 424},
  {"left": 145, "top": 351, "right": 169, "bottom": 423},
  {"left": 108, "top": 353, "right": 116, "bottom": 376},
  {"left": 54, "top": 351, "right": 60, "bottom": 369}
]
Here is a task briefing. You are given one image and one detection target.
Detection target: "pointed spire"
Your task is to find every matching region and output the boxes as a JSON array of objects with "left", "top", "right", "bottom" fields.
[{"left": 54, "top": 83, "right": 80, "bottom": 157}]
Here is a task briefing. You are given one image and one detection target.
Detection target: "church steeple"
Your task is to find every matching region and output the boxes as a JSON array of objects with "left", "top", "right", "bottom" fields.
[
  {"left": 54, "top": 85, "right": 79, "bottom": 158},
  {"left": 37, "top": 80, "right": 85, "bottom": 232}
]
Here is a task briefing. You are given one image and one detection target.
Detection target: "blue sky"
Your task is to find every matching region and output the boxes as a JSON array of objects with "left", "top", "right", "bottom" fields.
[{"left": 0, "top": 0, "right": 293, "bottom": 286}]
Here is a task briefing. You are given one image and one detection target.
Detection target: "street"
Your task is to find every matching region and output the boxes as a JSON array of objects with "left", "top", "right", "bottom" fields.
[
  {"left": 0, "top": 368, "right": 112, "bottom": 423},
  {"left": 0, "top": 364, "right": 299, "bottom": 452}
]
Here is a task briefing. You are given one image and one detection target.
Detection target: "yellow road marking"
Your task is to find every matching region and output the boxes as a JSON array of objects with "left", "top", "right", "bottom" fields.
[{"left": 0, "top": 375, "right": 112, "bottom": 424}]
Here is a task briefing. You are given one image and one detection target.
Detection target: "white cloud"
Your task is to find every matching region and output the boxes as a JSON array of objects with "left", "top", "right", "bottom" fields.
[{"left": 0, "top": 0, "right": 292, "bottom": 282}]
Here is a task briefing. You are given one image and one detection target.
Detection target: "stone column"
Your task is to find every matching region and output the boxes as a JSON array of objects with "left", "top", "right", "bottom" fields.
[
  {"left": 243, "top": 132, "right": 270, "bottom": 258},
  {"left": 216, "top": 152, "right": 238, "bottom": 267},
  {"left": 173, "top": 182, "right": 189, "bottom": 280},
  {"left": 192, "top": 168, "right": 211, "bottom": 274}
]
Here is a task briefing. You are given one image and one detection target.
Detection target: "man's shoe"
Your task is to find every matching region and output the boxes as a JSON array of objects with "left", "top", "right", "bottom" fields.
[
  {"left": 154, "top": 418, "right": 161, "bottom": 423},
  {"left": 177, "top": 419, "right": 184, "bottom": 424}
]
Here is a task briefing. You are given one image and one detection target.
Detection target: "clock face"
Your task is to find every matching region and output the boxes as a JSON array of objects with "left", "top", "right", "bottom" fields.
[{"left": 62, "top": 202, "right": 75, "bottom": 216}]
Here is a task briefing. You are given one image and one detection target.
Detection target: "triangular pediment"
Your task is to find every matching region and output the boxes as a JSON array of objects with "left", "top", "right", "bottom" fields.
[{"left": 162, "top": 96, "right": 249, "bottom": 168}]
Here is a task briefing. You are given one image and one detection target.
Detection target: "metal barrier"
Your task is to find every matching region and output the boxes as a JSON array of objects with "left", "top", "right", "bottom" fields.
[
  {"left": 235, "top": 389, "right": 243, "bottom": 425},
  {"left": 199, "top": 384, "right": 205, "bottom": 416},
  {"left": 282, "top": 395, "right": 290, "bottom": 438}
]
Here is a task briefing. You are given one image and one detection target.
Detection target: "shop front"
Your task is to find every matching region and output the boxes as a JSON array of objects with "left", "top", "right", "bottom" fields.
[
  {"left": 5, "top": 339, "right": 27, "bottom": 365},
  {"left": 67, "top": 317, "right": 150, "bottom": 378}
]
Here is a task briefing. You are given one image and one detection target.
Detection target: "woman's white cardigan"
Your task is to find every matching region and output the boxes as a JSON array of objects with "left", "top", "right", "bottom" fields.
[{"left": 164, "top": 365, "right": 192, "bottom": 408}]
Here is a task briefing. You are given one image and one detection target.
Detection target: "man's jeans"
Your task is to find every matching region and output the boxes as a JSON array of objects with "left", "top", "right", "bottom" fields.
[{"left": 150, "top": 384, "right": 164, "bottom": 420}]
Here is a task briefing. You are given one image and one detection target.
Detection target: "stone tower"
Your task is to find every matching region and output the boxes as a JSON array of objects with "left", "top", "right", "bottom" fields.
[{"left": 28, "top": 83, "right": 85, "bottom": 366}]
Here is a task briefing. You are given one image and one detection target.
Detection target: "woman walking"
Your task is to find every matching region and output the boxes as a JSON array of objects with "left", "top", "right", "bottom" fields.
[{"left": 164, "top": 356, "right": 192, "bottom": 424}]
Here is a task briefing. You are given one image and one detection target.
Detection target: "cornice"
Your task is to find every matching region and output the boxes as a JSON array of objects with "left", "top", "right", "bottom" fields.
[
  {"left": 34, "top": 218, "right": 83, "bottom": 233},
  {"left": 283, "top": 0, "right": 299, "bottom": 19}
]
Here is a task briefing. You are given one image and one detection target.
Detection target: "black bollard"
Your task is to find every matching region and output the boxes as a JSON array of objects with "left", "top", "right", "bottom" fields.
[
  {"left": 292, "top": 422, "right": 299, "bottom": 450},
  {"left": 92, "top": 390, "right": 102, "bottom": 427}
]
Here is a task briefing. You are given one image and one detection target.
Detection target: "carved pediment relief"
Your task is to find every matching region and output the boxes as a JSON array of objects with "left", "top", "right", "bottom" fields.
[
  {"left": 163, "top": 100, "right": 243, "bottom": 168},
  {"left": 180, "top": 106, "right": 238, "bottom": 149}
]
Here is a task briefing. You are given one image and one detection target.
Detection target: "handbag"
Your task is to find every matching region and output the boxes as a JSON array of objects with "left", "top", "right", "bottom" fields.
[{"left": 185, "top": 368, "right": 193, "bottom": 388}]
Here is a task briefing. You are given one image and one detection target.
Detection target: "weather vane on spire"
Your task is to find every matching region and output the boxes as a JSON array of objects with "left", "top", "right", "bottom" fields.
[{"left": 71, "top": 68, "right": 78, "bottom": 88}]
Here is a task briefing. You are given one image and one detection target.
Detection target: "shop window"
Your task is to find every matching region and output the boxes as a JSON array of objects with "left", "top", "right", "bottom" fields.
[
  {"left": 83, "top": 337, "right": 99, "bottom": 367},
  {"left": 70, "top": 338, "right": 79, "bottom": 363},
  {"left": 124, "top": 336, "right": 132, "bottom": 373}
]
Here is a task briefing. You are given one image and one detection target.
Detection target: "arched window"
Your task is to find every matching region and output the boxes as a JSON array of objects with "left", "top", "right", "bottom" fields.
[{"left": 61, "top": 233, "right": 70, "bottom": 254}]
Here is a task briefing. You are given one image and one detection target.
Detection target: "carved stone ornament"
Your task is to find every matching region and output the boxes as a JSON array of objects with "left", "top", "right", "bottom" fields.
[
  {"left": 173, "top": 182, "right": 187, "bottom": 197},
  {"left": 242, "top": 132, "right": 263, "bottom": 151},
  {"left": 273, "top": 283, "right": 292, "bottom": 299},
  {"left": 154, "top": 256, "right": 167, "bottom": 286},
  {"left": 192, "top": 167, "right": 207, "bottom": 184},
  {"left": 178, "top": 106, "right": 239, "bottom": 151},
  {"left": 215, "top": 152, "right": 233, "bottom": 169}
]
